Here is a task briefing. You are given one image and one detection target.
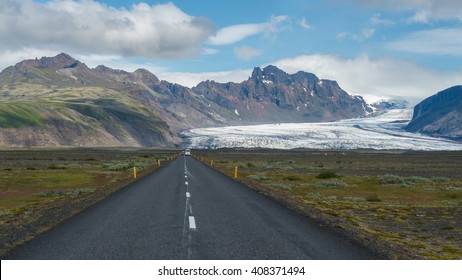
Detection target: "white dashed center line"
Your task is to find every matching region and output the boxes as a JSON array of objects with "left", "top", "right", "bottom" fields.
[
  {"left": 183, "top": 157, "right": 197, "bottom": 258},
  {"left": 189, "top": 216, "right": 197, "bottom": 230}
]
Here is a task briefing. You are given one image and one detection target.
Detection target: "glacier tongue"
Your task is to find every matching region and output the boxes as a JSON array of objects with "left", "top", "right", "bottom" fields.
[{"left": 183, "top": 109, "right": 462, "bottom": 151}]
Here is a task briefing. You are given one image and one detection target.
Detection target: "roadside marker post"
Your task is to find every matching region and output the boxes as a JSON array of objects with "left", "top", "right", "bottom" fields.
[
  {"left": 234, "top": 166, "right": 238, "bottom": 179},
  {"left": 133, "top": 166, "right": 137, "bottom": 178},
  {"left": 157, "top": 160, "right": 161, "bottom": 167},
  {"left": 211, "top": 160, "right": 214, "bottom": 167}
]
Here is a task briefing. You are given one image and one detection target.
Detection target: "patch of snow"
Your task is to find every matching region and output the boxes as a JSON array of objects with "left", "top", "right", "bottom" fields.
[
  {"left": 361, "top": 94, "right": 392, "bottom": 104},
  {"left": 310, "top": 91, "right": 314, "bottom": 97},
  {"left": 247, "top": 104, "right": 250, "bottom": 110},
  {"left": 317, "top": 80, "right": 323, "bottom": 86},
  {"left": 183, "top": 109, "right": 462, "bottom": 151},
  {"left": 234, "top": 109, "right": 240, "bottom": 116},
  {"left": 263, "top": 80, "right": 273, "bottom": 84},
  {"left": 372, "top": 108, "right": 413, "bottom": 121},
  {"left": 297, "top": 106, "right": 300, "bottom": 111}
]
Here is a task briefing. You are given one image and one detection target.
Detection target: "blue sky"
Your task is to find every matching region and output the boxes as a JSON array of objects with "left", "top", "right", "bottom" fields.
[{"left": 1, "top": 0, "right": 462, "bottom": 101}]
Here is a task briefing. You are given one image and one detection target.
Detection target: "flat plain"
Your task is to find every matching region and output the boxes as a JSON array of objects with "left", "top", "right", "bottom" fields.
[
  {"left": 195, "top": 149, "right": 462, "bottom": 259},
  {"left": 1, "top": 148, "right": 461, "bottom": 259},
  {"left": 0, "top": 147, "right": 177, "bottom": 255}
]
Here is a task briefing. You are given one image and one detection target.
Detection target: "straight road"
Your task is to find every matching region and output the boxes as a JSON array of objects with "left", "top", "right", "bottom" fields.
[{"left": 3, "top": 156, "right": 381, "bottom": 259}]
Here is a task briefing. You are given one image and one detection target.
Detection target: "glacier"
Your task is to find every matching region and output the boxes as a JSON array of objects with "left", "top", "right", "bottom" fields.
[{"left": 183, "top": 109, "right": 462, "bottom": 150}]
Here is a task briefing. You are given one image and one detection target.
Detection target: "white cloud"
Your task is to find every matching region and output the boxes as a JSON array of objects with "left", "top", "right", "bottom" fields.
[
  {"left": 388, "top": 28, "right": 462, "bottom": 55},
  {"left": 0, "top": 0, "right": 214, "bottom": 59},
  {"left": 266, "top": 15, "right": 289, "bottom": 35},
  {"left": 299, "top": 18, "right": 312, "bottom": 29},
  {"left": 270, "top": 54, "right": 462, "bottom": 101},
  {"left": 349, "top": 0, "right": 462, "bottom": 22},
  {"left": 234, "top": 46, "right": 262, "bottom": 61},
  {"left": 202, "top": 48, "right": 219, "bottom": 55},
  {"left": 337, "top": 28, "right": 375, "bottom": 42},
  {"left": 207, "top": 24, "right": 265, "bottom": 45},
  {"left": 370, "top": 13, "right": 395, "bottom": 26},
  {"left": 406, "top": 10, "right": 431, "bottom": 23},
  {"left": 207, "top": 15, "right": 288, "bottom": 45}
]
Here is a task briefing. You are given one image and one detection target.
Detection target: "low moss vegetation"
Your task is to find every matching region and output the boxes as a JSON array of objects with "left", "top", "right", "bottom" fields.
[
  {"left": 0, "top": 148, "right": 177, "bottom": 210},
  {"left": 316, "top": 171, "right": 340, "bottom": 179},
  {"left": 0, "top": 148, "right": 178, "bottom": 251},
  {"left": 197, "top": 149, "right": 462, "bottom": 260}
]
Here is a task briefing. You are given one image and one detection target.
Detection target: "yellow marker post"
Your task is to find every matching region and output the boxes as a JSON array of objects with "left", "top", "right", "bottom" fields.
[
  {"left": 157, "top": 160, "right": 161, "bottom": 167},
  {"left": 234, "top": 166, "right": 238, "bottom": 179},
  {"left": 211, "top": 160, "right": 214, "bottom": 167},
  {"left": 133, "top": 166, "right": 137, "bottom": 178}
]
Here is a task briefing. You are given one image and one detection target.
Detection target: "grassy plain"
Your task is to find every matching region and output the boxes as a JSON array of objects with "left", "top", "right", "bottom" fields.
[
  {"left": 0, "top": 147, "right": 178, "bottom": 255},
  {"left": 195, "top": 149, "right": 462, "bottom": 260}
]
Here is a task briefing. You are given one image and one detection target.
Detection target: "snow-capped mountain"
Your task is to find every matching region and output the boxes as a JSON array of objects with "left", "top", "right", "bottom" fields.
[{"left": 193, "top": 65, "right": 373, "bottom": 124}]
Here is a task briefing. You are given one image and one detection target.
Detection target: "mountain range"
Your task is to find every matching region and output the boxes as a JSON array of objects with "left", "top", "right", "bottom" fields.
[
  {"left": 0, "top": 53, "right": 458, "bottom": 147},
  {"left": 0, "top": 53, "right": 377, "bottom": 147}
]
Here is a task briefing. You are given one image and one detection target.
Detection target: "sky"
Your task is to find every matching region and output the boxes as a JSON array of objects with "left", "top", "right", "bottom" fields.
[{"left": 1, "top": 0, "right": 462, "bottom": 102}]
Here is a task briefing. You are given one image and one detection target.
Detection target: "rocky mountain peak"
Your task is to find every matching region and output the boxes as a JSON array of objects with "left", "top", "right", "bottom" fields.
[
  {"left": 292, "top": 71, "right": 320, "bottom": 84},
  {"left": 132, "top": 68, "right": 160, "bottom": 85},
  {"left": 251, "top": 65, "right": 290, "bottom": 83},
  {"left": 94, "top": 65, "right": 128, "bottom": 75},
  {"left": 192, "top": 64, "right": 372, "bottom": 122},
  {"left": 250, "top": 67, "right": 263, "bottom": 79},
  {"left": 40, "top": 53, "right": 79, "bottom": 69},
  {"left": 13, "top": 53, "right": 80, "bottom": 73},
  {"left": 262, "top": 65, "right": 287, "bottom": 75}
]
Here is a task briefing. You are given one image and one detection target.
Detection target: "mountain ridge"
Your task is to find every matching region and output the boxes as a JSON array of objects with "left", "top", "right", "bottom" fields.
[
  {"left": 0, "top": 53, "right": 388, "bottom": 147},
  {"left": 193, "top": 65, "right": 372, "bottom": 123},
  {"left": 0, "top": 54, "right": 174, "bottom": 147},
  {"left": 406, "top": 85, "right": 462, "bottom": 141}
]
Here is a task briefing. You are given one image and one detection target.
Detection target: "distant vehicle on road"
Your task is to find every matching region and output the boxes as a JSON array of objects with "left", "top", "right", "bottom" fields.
[{"left": 184, "top": 148, "right": 191, "bottom": 156}]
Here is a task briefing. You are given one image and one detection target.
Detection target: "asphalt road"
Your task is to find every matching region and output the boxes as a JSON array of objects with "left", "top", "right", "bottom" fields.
[{"left": 4, "top": 156, "right": 382, "bottom": 259}]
